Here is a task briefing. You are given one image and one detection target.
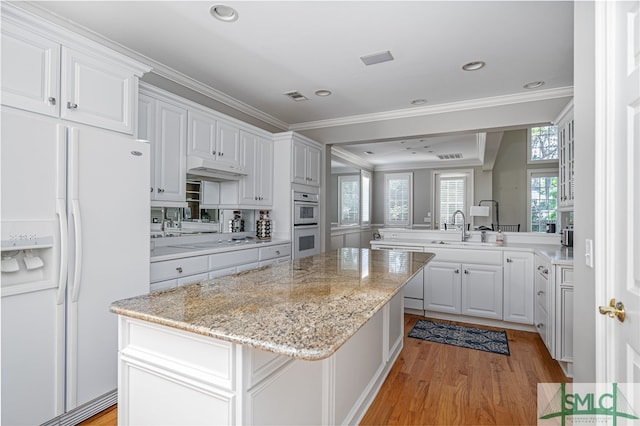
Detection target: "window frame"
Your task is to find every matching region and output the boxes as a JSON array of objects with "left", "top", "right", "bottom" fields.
[
  {"left": 337, "top": 174, "right": 360, "bottom": 226},
  {"left": 360, "top": 170, "right": 372, "bottom": 226},
  {"left": 527, "top": 168, "right": 559, "bottom": 232},
  {"left": 528, "top": 125, "right": 560, "bottom": 165},
  {"left": 432, "top": 169, "right": 474, "bottom": 230},
  {"left": 383, "top": 172, "right": 413, "bottom": 227}
]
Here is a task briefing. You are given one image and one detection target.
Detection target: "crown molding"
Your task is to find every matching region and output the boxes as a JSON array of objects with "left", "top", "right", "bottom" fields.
[
  {"left": 331, "top": 147, "right": 374, "bottom": 171},
  {"left": 372, "top": 159, "right": 484, "bottom": 172},
  {"left": 289, "top": 87, "right": 574, "bottom": 131}
]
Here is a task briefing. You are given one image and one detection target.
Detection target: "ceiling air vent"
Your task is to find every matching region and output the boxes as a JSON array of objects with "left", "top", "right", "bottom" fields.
[
  {"left": 284, "top": 91, "right": 309, "bottom": 101},
  {"left": 437, "top": 153, "right": 463, "bottom": 160}
]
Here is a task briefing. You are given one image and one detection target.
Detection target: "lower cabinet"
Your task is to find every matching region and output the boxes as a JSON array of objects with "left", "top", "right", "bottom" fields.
[
  {"left": 534, "top": 255, "right": 553, "bottom": 353},
  {"left": 150, "top": 243, "right": 292, "bottom": 291},
  {"left": 423, "top": 249, "right": 503, "bottom": 321},
  {"left": 403, "top": 268, "right": 424, "bottom": 310},
  {"left": 503, "top": 251, "right": 534, "bottom": 324},
  {"left": 556, "top": 266, "right": 574, "bottom": 363}
]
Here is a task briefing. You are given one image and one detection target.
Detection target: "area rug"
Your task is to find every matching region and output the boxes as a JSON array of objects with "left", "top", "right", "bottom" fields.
[{"left": 408, "top": 319, "right": 510, "bottom": 356}]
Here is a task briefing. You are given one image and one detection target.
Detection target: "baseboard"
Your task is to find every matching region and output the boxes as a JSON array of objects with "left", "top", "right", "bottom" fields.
[{"left": 42, "top": 390, "right": 117, "bottom": 426}]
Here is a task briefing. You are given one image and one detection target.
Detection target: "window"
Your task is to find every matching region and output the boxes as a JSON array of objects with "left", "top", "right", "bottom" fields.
[
  {"left": 528, "top": 169, "right": 558, "bottom": 232},
  {"left": 433, "top": 170, "right": 473, "bottom": 230},
  {"left": 338, "top": 175, "right": 359, "bottom": 226},
  {"left": 529, "top": 125, "right": 559, "bottom": 163},
  {"left": 384, "top": 173, "right": 412, "bottom": 226}
]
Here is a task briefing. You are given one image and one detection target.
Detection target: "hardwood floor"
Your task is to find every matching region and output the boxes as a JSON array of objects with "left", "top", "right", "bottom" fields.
[{"left": 81, "top": 314, "right": 569, "bottom": 426}]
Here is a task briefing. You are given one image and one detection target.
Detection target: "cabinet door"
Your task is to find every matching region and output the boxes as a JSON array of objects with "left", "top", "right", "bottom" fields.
[
  {"left": 61, "top": 47, "right": 136, "bottom": 134},
  {"left": 557, "top": 286, "right": 573, "bottom": 362},
  {"left": 216, "top": 119, "right": 241, "bottom": 168},
  {"left": 154, "top": 100, "right": 187, "bottom": 202},
  {"left": 187, "top": 110, "right": 216, "bottom": 159},
  {"left": 256, "top": 137, "right": 274, "bottom": 205},
  {"left": 461, "top": 264, "right": 503, "bottom": 320},
  {"left": 503, "top": 252, "right": 534, "bottom": 324},
  {"left": 424, "top": 261, "right": 461, "bottom": 314},
  {"left": 306, "top": 145, "right": 321, "bottom": 186},
  {"left": 138, "top": 94, "right": 156, "bottom": 196},
  {"left": 239, "top": 131, "right": 258, "bottom": 205},
  {"left": 1, "top": 23, "right": 60, "bottom": 117},
  {"left": 292, "top": 141, "right": 308, "bottom": 184}
]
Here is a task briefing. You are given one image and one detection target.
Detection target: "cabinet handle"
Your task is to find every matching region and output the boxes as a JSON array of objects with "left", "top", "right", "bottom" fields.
[
  {"left": 454, "top": 269, "right": 460, "bottom": 274},
  {"left": 506, "top": 258, "right": 513, "bottom": 263},
  {"left": 219, "top": 152, "right": 224, "bottom": 157},
  {"left": 150, "top": 187, "right": 153, "bottom": 193},
  {"left": 537, "top": 290, "right": 544, "bottom": 296},
  {"left": 212, "top": 151, "right": 217, "bottom": 155},
  {"left": 543, "top": 268, "right": 549, "bottom": 274},
  {"left": 67, "top": 102, "right": 78, "bottom": 109},
  {"left": 537, "top": 265, "right": 544, "bottom": 270},
  {"left": 275, "top": 250, "right": 280, "bottom": 255},
  {"left": 536, "top": 323, "right": 544, "bottom": 329},
  {"left": 306, "top": 177, "right": 312, "bottom": 181},
  {"left": 157, "top": 188, "right": 164, "bottom": 193},
  {"left": 176, "top": 267, "right": 183, "bottom": 273},
  {"left": 464, "top": 269, "right": 469, "bottom": 274},
  {"left": 48, "top": 97, "right": 56, "bottom": 105}
]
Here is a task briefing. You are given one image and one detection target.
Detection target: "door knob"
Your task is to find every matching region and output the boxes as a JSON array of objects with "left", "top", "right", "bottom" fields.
[{"left": 598, "top": 298, "right": 626, "bottom": 323}]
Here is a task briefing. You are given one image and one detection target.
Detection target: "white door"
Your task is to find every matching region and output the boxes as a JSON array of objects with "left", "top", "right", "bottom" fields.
[
  {"left": 461, "top": 264, "right": 503, "bottom": 320},
  {"left": 216, "top": 119, "right": 241, "bottom": 168},
  {"left": 595, "top": 0, "right": 640, "bottom": 387},
  {"left": 424, "top": 261, "right": 461, "bottom": 314},
  {"left": 187, "top": 109, "right": 217, "bottom": 160},
  {"left": 239, "top": 131, "right": 258, "bottom": 205},
  {"left": 155, "top": 100, "right": 187, "bottom": 202},
  {"left": 257, "top": 137, "right": 274, "bottom": 205}
]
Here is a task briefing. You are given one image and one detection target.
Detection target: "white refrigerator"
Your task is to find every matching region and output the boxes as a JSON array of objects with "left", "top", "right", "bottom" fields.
[{"left": 1, "top": 106, "right": 150, "bottom": 425}]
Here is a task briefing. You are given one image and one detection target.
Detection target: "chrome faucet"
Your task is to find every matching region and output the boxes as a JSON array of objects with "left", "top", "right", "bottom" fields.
[{"left": 452, "top": 210, "right": 469, "bottom": 241}]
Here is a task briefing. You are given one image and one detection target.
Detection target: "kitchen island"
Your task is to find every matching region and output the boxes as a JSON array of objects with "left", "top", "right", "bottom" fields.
[{"left": 111, "top": 248, "right": 433, "bottom": 425}]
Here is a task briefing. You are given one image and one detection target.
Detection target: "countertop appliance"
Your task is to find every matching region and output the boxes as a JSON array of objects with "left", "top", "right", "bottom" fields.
[
  {"left": 561, "top": 228, "right": 574, "bottom": 247},
  {"left": 1, "top": 107, "right": 150, "bottom": 425}
]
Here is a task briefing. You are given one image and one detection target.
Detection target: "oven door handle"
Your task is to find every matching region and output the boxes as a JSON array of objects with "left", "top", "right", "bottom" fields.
[{"left": 293, "top": 224, "right": 319, "bottom": 228}]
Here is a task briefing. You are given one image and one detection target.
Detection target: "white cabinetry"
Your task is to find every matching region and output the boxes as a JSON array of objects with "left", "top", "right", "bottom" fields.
[
  {"left": 1, "top": 17, "right": 147, "bottom": 134},
  {"left": 404, "top": 268, "right": 424, "bottom": 310},
  {"left": 557, "top": 102, "right": 574, "bottom": 210},
  {"left": 239, "top": 130, "right": 273, "bottom": 206},
  {"left": 138, "top": 90, "right": 187, "bottom": 205},
  {"left": 461, "top": 264, "right": 503, "bottom": 320},
  {"left": 187, "top": 110, "right": 242, "bottom": 171},
  {"left": 292, "top": 140, "right": 321, "bottom": 186},
  {"left": 424, "top": 261, "right": 461, "bottom": 314},
  {"left": 423, "top": 248, "right": 503, "bottom": 321},
  {"left": 503, "top": 251, "right": 534, "bottom": 324},
  {"left": 555, "top": 265, "right": 573, "bottom": 363}
]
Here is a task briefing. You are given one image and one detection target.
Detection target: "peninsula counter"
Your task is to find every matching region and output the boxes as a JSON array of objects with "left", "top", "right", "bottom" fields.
[{"left": 111, "top": 248, "right": 433, "bottom": 425}]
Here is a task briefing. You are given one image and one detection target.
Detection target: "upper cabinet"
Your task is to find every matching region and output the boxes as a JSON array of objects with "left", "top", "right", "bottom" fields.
[
  {"left": 138, "top": 90, "right": 187, "bottom": 206},
  {"left": 239, "top": 130, "right": 273, "bottom": 206},
  {"left": 557, "top": 102, "right": 574, "bottom": 210},
  {"left": 292, "top": 138, "right": 322, "bottom": 187},
  {"left": 1, "top": 8, "right": 149, "bottom": 134},
  {"left": 187, "top": 110, "right": 242, "bottom": 172}
]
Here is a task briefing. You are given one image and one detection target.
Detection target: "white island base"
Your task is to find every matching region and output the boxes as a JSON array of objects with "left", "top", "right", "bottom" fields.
[{"left": 117, "top": 292, "right": 404, "bottom": 425}]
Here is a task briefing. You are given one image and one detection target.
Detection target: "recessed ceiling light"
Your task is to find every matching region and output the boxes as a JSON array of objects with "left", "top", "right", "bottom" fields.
[
  {"left": 462, "top": 61, "right": 486, "bottom": 71},
  {"left": 523, "top": 81, "right": 545, "bottom": 89},
  {"left": 364, "top": 151, "right": 374, "bottom": 155},
  {"left": 360, "top": 50, "right": 394, "bottom": 66},
  {"left": 411, "top": 98, "right": 427, "bottom": 105},
  {"left": 314, "top": 89, "right": 332, "bottom": 97},
  {"left": 423, "top": 145, "right": 430, "bottom": 149},
  {"left": 210, "top": 4, "right": 239, "bottom": 22}
]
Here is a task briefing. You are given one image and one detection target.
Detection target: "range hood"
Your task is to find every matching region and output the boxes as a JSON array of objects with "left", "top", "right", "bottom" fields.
[{"left": 186, "top": 156, "right": 247, "bottom": 181}]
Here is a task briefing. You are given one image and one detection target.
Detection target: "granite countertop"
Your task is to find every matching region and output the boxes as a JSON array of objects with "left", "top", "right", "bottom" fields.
[{"left": 112, "top": 248, "right": 434, "bottom": 360}]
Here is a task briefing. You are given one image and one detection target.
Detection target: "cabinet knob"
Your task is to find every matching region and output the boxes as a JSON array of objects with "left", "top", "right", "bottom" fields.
[
  {"left": 506, "top": 258, "right": 513, "bottom": 263},
  {"left": 158, "top": 188, "right": 164, "bottom": 193},
  {"left": 537, "top": 290, "right": 544, "bottom": 296},
  {"left": 150, "top": 187, "right": 153, "bottom": 193},
  {"left": 48, "top": 97, "right": 56, "bottom": 105},
  {"left": 537, "top": 265, "right": 544, "bottom": 270},
  {"left": 219, "top": 152, "right": 224, "bottom": 157},
  {"left": 67, "top": 102, "right": 78, "bottom": 109},
  {"left": 306, "top": 177, "right": 311, "bottom": 181},
  {"left": 455, "top": 269, "right": 460, "bottom": 274},
  {"left": 275, "top": 250, "right": 280, "bottom": 255},
  {"left": 176, "top": 267, "right": 183, "bottom": 273},
  {"left": 464, "top": 269, "right": 469, "bottom": 274},
  {"left": 212, "top": 151, "right": 216, "bottom": 155},
  {"left": 536, "top": 323, "right": 544, "bottom": 329}
]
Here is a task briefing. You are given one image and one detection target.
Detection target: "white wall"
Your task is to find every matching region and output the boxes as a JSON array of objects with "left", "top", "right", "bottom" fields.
[{"left": 572, "top": 1, "right": 596, "bottom": 382}]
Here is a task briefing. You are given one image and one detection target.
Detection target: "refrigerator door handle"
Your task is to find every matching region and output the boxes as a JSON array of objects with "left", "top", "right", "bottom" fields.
[
  {"left": 56, "top": 199, "right": 68, "bottom": 305},
  {"left": 70, "top": 199, "right": 83, "bottom": 303}
]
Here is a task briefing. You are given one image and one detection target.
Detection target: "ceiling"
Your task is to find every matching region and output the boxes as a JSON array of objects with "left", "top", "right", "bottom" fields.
[{"left": 24, "top": 1, "right": 574, "bottom": 168}]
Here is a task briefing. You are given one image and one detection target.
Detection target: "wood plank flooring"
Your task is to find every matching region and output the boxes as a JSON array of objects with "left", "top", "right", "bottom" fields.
[{"left": 80, "top": 314, "right": 569, "bottom": 426}]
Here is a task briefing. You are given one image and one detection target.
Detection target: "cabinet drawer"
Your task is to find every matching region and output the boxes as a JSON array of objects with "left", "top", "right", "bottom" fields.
[
  {"left": 259, "top": 244, "right": 291, "bottom": 261},
  {"left": 150, "top": 256, "right": 209, "bottom": 283},
  {"left": 404, "top": 298, "right": 423, "bottom": 310},
  {"left": 427, "top": 248, "right": 502, "bottom": 265},
  {"left": 209, "top": 248, "right": 259, "bottom": 270}
]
